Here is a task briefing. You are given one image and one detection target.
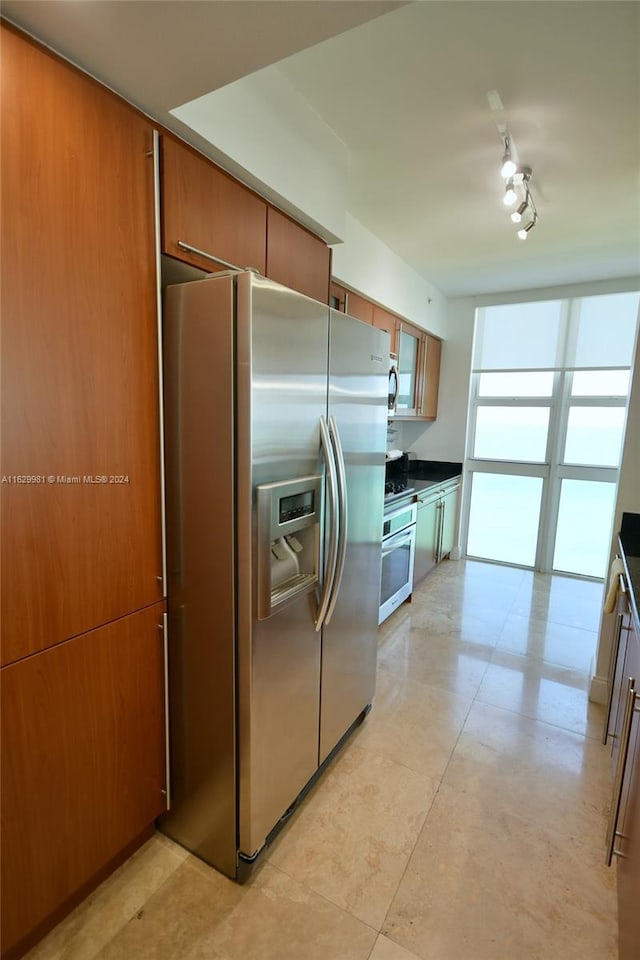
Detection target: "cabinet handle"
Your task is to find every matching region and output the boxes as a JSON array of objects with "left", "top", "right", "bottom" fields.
[
  {"left": 605, "top": 677, "right": 639, "bottom": 865},
  {"left": 152, "top": 131, "right": 168, "bottom": 596},
  {"left": 160, "top": 613, "right": 171, "bottom": 810},
  {"left": 435, "top": 500, "right": 444, "bottom": 563},
  {"left": 602, "top": 612, "right": 625, "bottom": 745},
  {"left": 177, "top": 240, "right": 256, "bottom": 274}
]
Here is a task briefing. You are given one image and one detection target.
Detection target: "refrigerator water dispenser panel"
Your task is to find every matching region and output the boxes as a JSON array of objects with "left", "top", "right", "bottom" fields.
[{"left": 256, "top": 475, "right": 322, "bottom": 620}]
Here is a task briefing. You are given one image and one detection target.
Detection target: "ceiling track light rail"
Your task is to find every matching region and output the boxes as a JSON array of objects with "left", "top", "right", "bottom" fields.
[{"left": 499, "top": 134, "right": 539, "bottom": 239}]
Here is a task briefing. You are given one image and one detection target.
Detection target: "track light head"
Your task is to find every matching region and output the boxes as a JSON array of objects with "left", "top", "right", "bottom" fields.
[
  {"left": 517, "top": 216, "right": 537, "bottom": 240},
  {"left": 510, "top": 200, "right": 529, "bottom": 223},
  {"left": 501, "top": 135, "right": 517, "bottom": 178},
  {"left": 501, "top": 154, "right": 517, "bottom": 179},
  {"left": 503, "top": 179, "right": 517, "bottom": 206}
]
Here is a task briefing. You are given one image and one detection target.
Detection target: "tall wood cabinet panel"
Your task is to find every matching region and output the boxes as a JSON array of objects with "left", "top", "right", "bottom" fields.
[
  {"left": 265, "top": 206, "right": 331, "bottom": 302},
  {"left": 0, "top": 603, "right": 167, "bottom": 960},
  {"left": 161, "top": 135, "right": 267, "bottom": 274},
  {"left": 344, "top": 289, "right": 374, "bottom": 325},
  {"left": 1, "top": 24, "right": 163, "bottom": 664},
  {"left": 420, "top": 334, "right": 442, "bottom": 420},
  {"left": 372, "top": 305, "right": 399, "bottom": 355}
]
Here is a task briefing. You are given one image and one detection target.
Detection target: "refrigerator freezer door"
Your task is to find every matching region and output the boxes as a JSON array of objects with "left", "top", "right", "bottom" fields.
[
  {"left": 236, "top": 274, "right": 330, "bottom": 859},
  {"left": 319, "top": 312, "right": 388, "bottom": 763}
]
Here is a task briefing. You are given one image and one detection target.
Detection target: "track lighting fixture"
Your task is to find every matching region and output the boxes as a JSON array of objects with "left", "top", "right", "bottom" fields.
[
  {"left": 496, "top": 133, "right": 539, "bottom": 239},
  {"left": 517, "top": 215, "right": 538, "bottom": 240}
]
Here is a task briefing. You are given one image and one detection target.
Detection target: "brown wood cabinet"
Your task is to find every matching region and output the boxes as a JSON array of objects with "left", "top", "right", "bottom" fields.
[
  {"left": 344, "top": 289, "right": 374, "bottom": 325},
  {"left": 1, "top": 24, "right": 163, "bottom": 665},
  {"left": 161, "top": 134, "right": 267, "bottom": 274},
  {"left": 372, "top": 305, "right": 399, "bottom": 355},
  {"left": 0, "top": 603, "right": 167, "bottom": 960},
  {"left": 266, "top": 206, "right": 331, "bottom": 302},
  {"left": 421, "top": 334, "right": 442, "bottom": 420},
  {"left": 330, "top": 281, "right": 347, "bottom": 312},
  {"left": 1, "top": 25, "right": 168, "bottom": 960},
  {"left": 606, "top": 595, "right": 640, "bottom": 960},
  {"left": 395, "top": 321, "right": 441, "bottom": 421}
]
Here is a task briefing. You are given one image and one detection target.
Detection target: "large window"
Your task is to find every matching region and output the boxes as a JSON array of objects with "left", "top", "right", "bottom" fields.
[{"left": 463, "top": 291, "right": 639, "bottom": 577}]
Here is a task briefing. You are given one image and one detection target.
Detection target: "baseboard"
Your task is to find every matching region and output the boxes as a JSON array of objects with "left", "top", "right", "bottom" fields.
[{"left": 589, "top": 674, "right": 608, "bottom": 705}]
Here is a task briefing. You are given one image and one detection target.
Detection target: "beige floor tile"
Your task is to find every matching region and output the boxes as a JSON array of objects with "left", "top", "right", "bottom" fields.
[
  {"left": 267, "top": 744, "right": 437, "bottom": 929},
  {"left": 93, "top": 855, "right": 377, "bottom": 960},
  {"left": 510, "top": 573, "right": 605, "bottom": 632},
  {"left": 478, "top": 648, "right": 606, "bottom": 738},
  {"left": 496, "top": 613, "right": 599, "bottom": 672},
  {"left": 355, "top": 661, "right": 472, "bottom": 780},
  {"left": 369, "top": 934, "right": 423, "bottom": 960},
  {"left": 25, "top": 833, "right": 188, "bottom": 960},
  {"left": 93, "top": 856, "right": 244, "bottom": 960},
  {"left": 380, "top": 622, "right": 495, "bottom": 698},
  {"left": 383, "top": 783, "right": 616, "bottom": 960},
  {"left": 443, "top": 701, "right": 612, "bottom": 840},
  {"left": 193, "top": 863, "right": 377, "bottom": 960}
]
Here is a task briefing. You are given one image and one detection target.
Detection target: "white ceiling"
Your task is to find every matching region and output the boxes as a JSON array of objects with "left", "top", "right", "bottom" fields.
[{"left": 4, "top": 0, "right": 639, "bottom": 297}]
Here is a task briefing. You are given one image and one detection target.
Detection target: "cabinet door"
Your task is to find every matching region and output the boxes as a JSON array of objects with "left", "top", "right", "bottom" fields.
[
  {"left": 420, "top": 334, "right": 442, "bottom": 420},
  {"left": 0, "top": 602, "right": 167, "bottom": 959},
  {"left": 161, "top": 134, "right": 267, "bottom": 274},
  {"left": 266, "top": 207, "right": 330, "bottom": 302},
  {"left": 616, "top": 614, "right": 640, "bottom": 960},
  {"left": 330, "top": 281, "right": 347, "bottom": 312},
  {"left": 611, "top": 599, "right": 633, "bottom": 776},
  {"left": 1, "top": 25, "right": 163, "bottom": 665},
  {"left": 439, "top": 484, "right": 460, "bottom": 560},
  {"left": 414, "top": 496, "right": 439, "bottom": 585},
  {"left": 396, "top": 323, "right": 424, "bottom": 415},
  {"left": 344, "top": 290, "right": 374, "bottom": 325},
  {"left": 372, "top": 306, "right": 398, "bottom": 355}
]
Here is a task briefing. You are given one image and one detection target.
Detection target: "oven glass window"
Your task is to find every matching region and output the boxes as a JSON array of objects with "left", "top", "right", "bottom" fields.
[
  {"left": 380, "top": 538, "right": 412, "bottom": 606},
  {"left": 383, "top": 507, "right": 414, "bottom": 538}
]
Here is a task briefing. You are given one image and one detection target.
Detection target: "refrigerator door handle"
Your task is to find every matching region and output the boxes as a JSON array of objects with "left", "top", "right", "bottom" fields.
[
  {"left": 316, "top": 416, "right": 339, "bottom": 631},
  {"left": 324, "top": 416, "right": 348, "bottom": 625}
]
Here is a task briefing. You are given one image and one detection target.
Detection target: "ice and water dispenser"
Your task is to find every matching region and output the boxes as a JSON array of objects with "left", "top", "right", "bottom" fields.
[{"left": 256, "top": 475, "right": 323, "bottom": 620}]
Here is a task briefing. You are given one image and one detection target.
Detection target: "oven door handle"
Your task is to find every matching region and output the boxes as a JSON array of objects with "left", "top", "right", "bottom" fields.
[
  {"left": 381, "top": 530, "right": 415, "bottom": 559},
  {"left": 325, "top": 416, "right": 348, "bottom": 625},
  {"left": 316, "top": 416, "right": 339, "bottom": 631}
]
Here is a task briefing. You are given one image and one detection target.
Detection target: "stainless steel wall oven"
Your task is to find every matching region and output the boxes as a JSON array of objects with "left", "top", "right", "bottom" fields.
[{"left": 379, "top": 499, "right": 416, "bottom": 623}]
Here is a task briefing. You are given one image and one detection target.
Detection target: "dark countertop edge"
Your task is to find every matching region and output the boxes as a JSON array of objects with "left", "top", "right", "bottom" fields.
[
  {"left": 388, "top": 459, "right": 463, "bottom": 482},
  {"left": 619, "top": 512, "right": 640, "bottom": 625}
]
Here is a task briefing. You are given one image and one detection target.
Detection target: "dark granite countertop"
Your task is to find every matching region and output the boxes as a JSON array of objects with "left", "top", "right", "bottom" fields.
[
  {"left": 387, "top": 458, "right": 462, "bottom": 482},
  {"left": 619, "top": 512, "right": 640, "bottom": 625}
]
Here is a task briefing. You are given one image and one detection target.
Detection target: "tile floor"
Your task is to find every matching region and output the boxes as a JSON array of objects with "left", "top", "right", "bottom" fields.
[{"left": 26, "top": 560, "right": 616, "bottom": 960}]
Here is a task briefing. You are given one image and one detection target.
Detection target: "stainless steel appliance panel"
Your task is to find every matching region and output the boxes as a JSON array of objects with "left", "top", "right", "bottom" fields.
[
  {"left": 319, "top": 312, "right": 387, "bottom": 762},
  {"left": 161, "top": 275, "right": 238, "bottom": 876},
  {"left": 236, "top": 274, "right": 330, "bottom": 856}
]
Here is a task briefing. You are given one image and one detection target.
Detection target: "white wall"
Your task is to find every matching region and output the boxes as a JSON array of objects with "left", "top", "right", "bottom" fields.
[
  {"left": 397, "top": 296, "right": 474, "bottom": 464},
  {"left": 171, "top": 65, "right": 348, "bottom": 243},
  {"left": 331, "top": 214, "right": 447, "bottom": 335}
]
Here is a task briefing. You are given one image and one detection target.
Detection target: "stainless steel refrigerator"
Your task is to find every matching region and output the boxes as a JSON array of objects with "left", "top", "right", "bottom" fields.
[{"left": 160, "top": 270, "right": 387, "bottom": 879}]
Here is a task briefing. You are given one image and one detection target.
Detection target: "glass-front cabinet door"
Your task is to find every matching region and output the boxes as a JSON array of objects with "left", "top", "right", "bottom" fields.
[{"left": 397, "top": 323, "right": 423, "bottom": 414}]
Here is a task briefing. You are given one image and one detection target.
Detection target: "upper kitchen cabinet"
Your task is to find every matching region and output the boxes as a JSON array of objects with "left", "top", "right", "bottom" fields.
[
  {"left": 330, "top": 281, "right": 347, "bottom": 312},
  {"left": 161, "top": 135, "right": 267, "bottom": 275},
  {"left": 265, "top": 207, "right": 331, "bottom": 303},
  {"left": 395, "top": 321, "right": 441, "bottom": 421},
  {"left": 1, "top": 24, "right": 163, "bottom": 664},
  {"left": 372, "top": 305, "right": 399, "bottom": 356},
  {"left": 343, "top": 289, "right": 374, "bottom": 325}
]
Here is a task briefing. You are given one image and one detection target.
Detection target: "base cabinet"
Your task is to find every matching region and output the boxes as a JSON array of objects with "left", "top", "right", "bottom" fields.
[
  {"left": 413, "top": 480, "right": 460, "bottom": 587},
  {"left": 0, "top": 603, "right": 167, "bottom": 960},
  {"left": 604, "top": 544, "right": 640, "bottom": 960},
  {"left": 612, "top": 608, "right": 640, "bottom": 960}
]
